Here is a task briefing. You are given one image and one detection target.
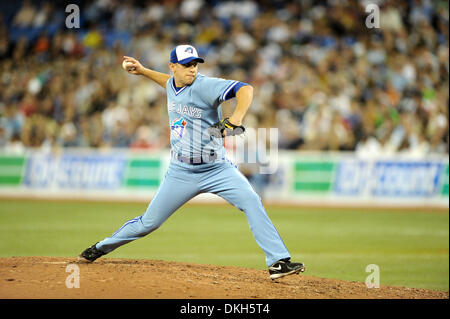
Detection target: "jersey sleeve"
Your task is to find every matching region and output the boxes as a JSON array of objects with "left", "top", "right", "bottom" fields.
[{"left": 200, "top": 76, "right": 247, "bottom": 107}]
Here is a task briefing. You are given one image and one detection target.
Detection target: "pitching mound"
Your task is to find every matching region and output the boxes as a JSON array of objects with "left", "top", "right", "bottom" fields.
[{"left": 0, "top": 257, "right": 447, "bottom": 299}]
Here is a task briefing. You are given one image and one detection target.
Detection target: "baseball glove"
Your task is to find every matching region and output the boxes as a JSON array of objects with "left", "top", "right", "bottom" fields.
[{"left": 208, "top": 118, "right": 245, "bottom": 138}]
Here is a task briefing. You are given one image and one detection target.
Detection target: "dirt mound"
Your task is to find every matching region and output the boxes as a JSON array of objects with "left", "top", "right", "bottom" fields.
[{"left": 0, "top": 257, "right": 447, "bottom": 299}]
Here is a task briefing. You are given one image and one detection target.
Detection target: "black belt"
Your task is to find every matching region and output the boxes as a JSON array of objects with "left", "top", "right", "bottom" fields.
[{"left": 173, "top": 151, "right": 217, "bottom": 165}]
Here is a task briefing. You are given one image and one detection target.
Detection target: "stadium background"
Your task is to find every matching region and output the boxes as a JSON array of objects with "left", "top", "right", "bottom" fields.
[{"left": 0, "top": 0, "right": 448, "bottom": 296}]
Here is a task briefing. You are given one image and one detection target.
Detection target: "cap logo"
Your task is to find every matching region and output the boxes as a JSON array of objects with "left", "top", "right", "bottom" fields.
[{"left": 184, "top": 47, "right": 194, "bottom": 54}]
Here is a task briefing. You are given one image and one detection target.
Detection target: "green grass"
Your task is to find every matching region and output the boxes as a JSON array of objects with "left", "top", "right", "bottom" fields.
[{"left": 0, "top": 199, "right": 448, "bottom": 291}]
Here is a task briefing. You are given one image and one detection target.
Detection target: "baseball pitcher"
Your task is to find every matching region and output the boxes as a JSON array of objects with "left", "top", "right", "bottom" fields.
[{"left": 78, "top": 44, "right": 305, "bottom": 279}]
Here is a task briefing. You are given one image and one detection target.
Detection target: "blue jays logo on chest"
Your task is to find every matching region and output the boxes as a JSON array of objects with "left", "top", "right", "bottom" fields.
[{"left": 170, "top": 117, "right": 187, "bottom": 138}]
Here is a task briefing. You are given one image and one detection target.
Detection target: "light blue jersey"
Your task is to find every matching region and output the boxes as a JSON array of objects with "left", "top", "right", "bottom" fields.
[{"left": 166, "top": 73, "right": 241, "bottom": 160}]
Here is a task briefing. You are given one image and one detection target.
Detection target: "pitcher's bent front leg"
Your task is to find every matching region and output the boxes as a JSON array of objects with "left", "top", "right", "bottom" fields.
[{"left": 96, "top": 165, "right": 199, "bottom": 253}]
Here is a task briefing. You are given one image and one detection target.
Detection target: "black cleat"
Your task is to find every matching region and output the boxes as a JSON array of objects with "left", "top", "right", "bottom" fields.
[
  {"left": 268, "top": 258, "right": 305, "bottom": 279},
  {"left": 77, "top": 243, "right": 106, "bottom": 263}
]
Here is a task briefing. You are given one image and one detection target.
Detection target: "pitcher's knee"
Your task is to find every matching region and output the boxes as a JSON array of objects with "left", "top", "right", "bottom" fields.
[
  {"left": 138, "top": 218, "right": 162, "bottom": 236},
  {"left": 240, "top": 190, "right": 263, "bottom": 210}
]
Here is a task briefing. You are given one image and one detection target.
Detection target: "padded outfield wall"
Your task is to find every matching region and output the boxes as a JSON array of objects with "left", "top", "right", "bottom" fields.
[{"left": 0, "top": 149, "right": 448, "bottom": 208}]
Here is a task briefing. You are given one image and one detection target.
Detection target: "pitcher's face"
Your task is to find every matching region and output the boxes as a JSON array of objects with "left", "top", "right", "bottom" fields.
[{"left": 169, "top": 61, "right": 199, "bottom": 86}]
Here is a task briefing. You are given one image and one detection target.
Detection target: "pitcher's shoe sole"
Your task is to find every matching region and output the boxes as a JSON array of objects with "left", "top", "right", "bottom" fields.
[{"left": 270, "top": 266, "right": 305, "bottom": 279}]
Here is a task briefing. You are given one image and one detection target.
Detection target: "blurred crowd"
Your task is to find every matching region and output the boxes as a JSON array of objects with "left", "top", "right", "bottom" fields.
[{"left": 0, "top": 0, "right": 448, "bottom": 157}]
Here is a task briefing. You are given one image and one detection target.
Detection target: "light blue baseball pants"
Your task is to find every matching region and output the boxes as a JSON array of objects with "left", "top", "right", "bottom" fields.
[{"left": 96, "top": 159, "right": 290, "bottom": 266}]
